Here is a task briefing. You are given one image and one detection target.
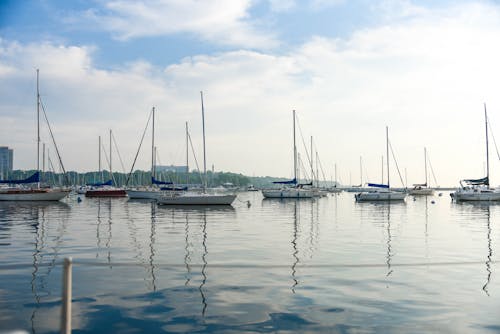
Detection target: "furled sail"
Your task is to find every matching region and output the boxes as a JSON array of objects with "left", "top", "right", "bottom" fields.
[
  {"left": 367, "top": 183, "right": 389, "bottom": 188},
  {"left": 87, "top": 179, "right": 113, "bottom": 187},
  {"left": 272, "top": 178, "right": 297, "bottom": 185},
  {"left": 0, "top": 172, "right": 40, "bottom": 184},
  {"left": 152, "top": 177, "right": 173, "bottom": 185},
  {"left": 463, "top": 176, "right": 489, "bottom": 185}
]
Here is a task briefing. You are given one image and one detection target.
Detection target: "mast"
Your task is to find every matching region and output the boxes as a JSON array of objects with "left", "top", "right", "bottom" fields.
[
  {"left": 185, "top": 121, "right": 189, "bottom": 173},
  {"left": 99, "top": 136, "right": 103, "bottom": 183},
  {"left": 200, "top": 91, "right": 207, "bottom": 191},
  {"left": 293, "top": 110, "right": 297, "bottom": 182},
  {"left": 36, "top": 69, "right": 40, "bottom": 186},
  {"left": 311, "top": 136, "right": 314, "bottom": 186},
  {"left": 424, "top": 147, "right": 428, "bottom": 186},
  {"left": 151, "top": 107, "right": 155, "bottom": 180},
  {"left": 381, "top": 155, "right": 384, "bottom": 184},
  {"left": 485, "top": 103, "right": 490, "bottom": 186},
  {"left": 386, "top": 126, "right": 390, "bottom": 188},
  {"left": 360, "top": 156, "right": 363, "bottom": 186},
  {"left": 109, "top": 129, "right": 112, "bottom": 181},
  {"left": 316, "top": 151, "right": 319, "bottom": 187},
  {"left": 334, "top": 163, "right": 337, "bottom": 186}
]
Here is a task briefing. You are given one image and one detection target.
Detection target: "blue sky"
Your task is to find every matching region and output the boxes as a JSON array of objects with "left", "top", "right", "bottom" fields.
[{"left": 2, "top": 0, "right": 500, "bottom": 186}]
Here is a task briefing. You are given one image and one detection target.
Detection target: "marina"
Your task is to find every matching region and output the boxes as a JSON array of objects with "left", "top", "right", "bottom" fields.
[{"left": 0, "top": 191, "right": 499, "bottom": 333}]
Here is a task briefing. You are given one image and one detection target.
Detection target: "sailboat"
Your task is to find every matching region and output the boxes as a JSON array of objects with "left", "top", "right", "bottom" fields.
[
  {"left": 451, "top": 104, "right": 500, "bottom": 201},
  {"left": 409, "top": 147, "right": 434, "bottom": 195},
  {"left": 85, "top": 131, "right": 127, "bottom": 197},
  {"left": 262, "top": 110, "right": 314, "bottom": 199},
  {"left": 0, "top": 70, "right": 70, "bottom": 201},
  {"left": 157, "top": 92, "right": 236, "bottom": 205},
  {"left": 126, "top": 107, "right": 170, "bottom": 199},
  {"left": 355, "top": 127, "right": 407, "bottom": 201}
]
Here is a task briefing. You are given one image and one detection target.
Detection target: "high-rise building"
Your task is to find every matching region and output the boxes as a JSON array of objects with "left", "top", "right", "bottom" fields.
[{"left": 0, "top": 146, "right": 13, "bottom": 176}]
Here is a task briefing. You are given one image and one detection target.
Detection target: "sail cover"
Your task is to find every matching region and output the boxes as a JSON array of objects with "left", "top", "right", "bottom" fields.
[
  {"left": 273, "top": 178, "right": 297, "bottom": 185},
  {"left": 160, "top": 186, "right": 188, "bottom": 191},
  {"left": 152, "top": 177, "right": 173, "bottom": 185},
  {"left": 367, "top": 183, "right": 389, "bottom": 188},
  {"left": 463, "top": 176, "right": 489, "bottom": 185},
  {"left": 87, "top": 179, "right": 113, "bottom": 187},
  {"left": 0, "top": 172, "right": 40, "bottom": 184}
]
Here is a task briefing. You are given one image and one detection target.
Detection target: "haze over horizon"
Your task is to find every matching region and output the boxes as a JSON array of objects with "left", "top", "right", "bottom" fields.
[{"left": 2, "top": 0, "right": 500, "bottom": 187}]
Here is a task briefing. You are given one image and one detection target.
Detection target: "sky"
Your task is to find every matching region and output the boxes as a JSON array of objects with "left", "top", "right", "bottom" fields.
[{"left": 2, "top": 0, "right": 500, "bottom": 186}]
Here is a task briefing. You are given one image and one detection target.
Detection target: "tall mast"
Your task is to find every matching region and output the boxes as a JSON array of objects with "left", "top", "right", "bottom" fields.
[
  {"left": 293, "top": 110, "right": 297, "bottom": 182},
  {"left": 424, "top": 147, "right": 428, "bottom": 186},
  {"left": 316, "top": 151, "right": 319, "bottom": 187},
  {"left": 381, "top": 155, "right": 384, "bottom": 184},
  {"left": 386, "top": 126, "right": 390, "bottom": 188},
  {"left": 36, "top": 69, "right": 40, "bottom": 183},
  {"left": 151, "top": 107, "right": 155, "bottom": 180},
  {"left": 185, "top": 121, "right": 189, "bottom": 173},
  {"left": 311, "top": 136, "right": 314, "bottom": 186},
  {"left": 99, "top": 136, "right": 103, "bottom": 183},
  {"left": 359, "top": 156, "right": 363, "bottom": 186},
  {"left": 109, "top": 129, "right": 112, "bottom": 180},
  {"left": 200, "top": 91, "right": 207, "bottom": 191},
  {"left": 485, "top": 103, "right": 490, "bottom": 186},
  {"left": 334, "top": 163, "right": 337, "bottom": 185}
]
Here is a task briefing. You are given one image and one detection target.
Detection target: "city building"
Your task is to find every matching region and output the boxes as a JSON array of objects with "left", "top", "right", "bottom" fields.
[{"left": 0, "top": 146, "right": 13, "bottom": 176}]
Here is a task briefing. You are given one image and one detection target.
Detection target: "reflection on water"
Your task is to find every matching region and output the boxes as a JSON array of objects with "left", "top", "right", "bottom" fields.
[{"left": 0, "top": 194, "right": 500, "bottom": 333}]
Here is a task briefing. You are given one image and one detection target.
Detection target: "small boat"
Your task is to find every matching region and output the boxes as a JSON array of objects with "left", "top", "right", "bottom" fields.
[
  {"left": 355, "top": 127, "right": 407, "bottom": 202},
  {"left": 247, "top": 185, "right": 259, "bottom": 191},
  {"left": 262, "top": 110, "right": 315, "bottom": 199},
  {"left": 0, "top": 70, "right": 70, "bottom": 202},
  {"left": 451, "top": 104, "right": 500, "bottom": 202},
  {"left": 409, "top": 148, "right": 434, "bottom": 196}
]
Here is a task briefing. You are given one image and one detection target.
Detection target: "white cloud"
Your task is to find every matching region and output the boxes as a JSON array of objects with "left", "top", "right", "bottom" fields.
[
  {"left": 78, "top": 0, "right": 277, "bottom": 49},
  {"left": 4, "top": 2, "right": 500, "bottom": 186}
]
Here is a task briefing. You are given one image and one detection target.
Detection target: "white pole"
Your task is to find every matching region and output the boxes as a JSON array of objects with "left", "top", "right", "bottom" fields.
[{"left": 61, "top": 257, "right": 72, "bottom": 334}]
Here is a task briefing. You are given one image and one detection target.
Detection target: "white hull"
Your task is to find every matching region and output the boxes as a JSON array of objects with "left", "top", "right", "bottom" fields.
[
  {"left": 157, "top": 193, "right": 236, "bottom": 205},
  {"left": 451, "top": 189, "right": 500, "bottom": 201},
  {"left": 355, "top": 191, "right": 407, "bottom": 201},
  {"left": 262, "top": 189, "right": 314, "bottom": 198},
  {"left": 0, "top": 189, "right": 70, "bottom": 201},
  {"left": 409, "top": 188, "right": 435, "bottom": 196},
  {"left": 126, "top": 189, "right": 161, "bottom": 199}
]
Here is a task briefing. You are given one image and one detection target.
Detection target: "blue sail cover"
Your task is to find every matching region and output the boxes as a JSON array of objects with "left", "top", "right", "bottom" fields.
[
  {"left": 299, "top": 182, "right": 313, "bottom": 186},
  {"left": 273, "top": 178, "right": 297, "bottom": 185},
  {"left": 160, "top": 186, "right": 188, "bottom": 191},
  {"left": 463, "top": 176, "right": 489, "bottom": 185},
  {"left": 87, "top": 179, "right": 113, "bottom": 187},
  {"left": 367, "top": 183, "right": 389, "bottom": 188},
  {"left": 0, "top": 172, "right": 40, "bottom": 184},
  {"left": 152, "top": 177, "right": 173, "bottom": 185}
]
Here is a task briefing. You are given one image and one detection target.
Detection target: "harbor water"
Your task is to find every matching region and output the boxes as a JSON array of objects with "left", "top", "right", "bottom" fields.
[{"left": 0, "top": 192, "right": 499, "bottom": 333}]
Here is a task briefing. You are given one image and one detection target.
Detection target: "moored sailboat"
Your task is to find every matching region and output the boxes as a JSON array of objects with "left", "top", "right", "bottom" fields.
[
  {"left": 157, "top": 92, "right": 236, "bottom": 206},
  {"left": 355, "top": 127, "right": 407, "bottom": 202},
  {"left": 409, "top": 147, "right": 434, "bottom": 196},
  {"left": 0, "top": 70, "right": 70, "bottom": 201},
  {"left": 451, "top": 104, "right": 500, "bottom": 201}
]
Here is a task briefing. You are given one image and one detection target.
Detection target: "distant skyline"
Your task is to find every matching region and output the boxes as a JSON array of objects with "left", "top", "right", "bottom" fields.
[{"left": 2, "top": 0, "right": 500, "bottom": 186}]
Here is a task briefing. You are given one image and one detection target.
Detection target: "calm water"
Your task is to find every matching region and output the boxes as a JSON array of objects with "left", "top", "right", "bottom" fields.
[{"left": 0, "top": 192, "right": 499, "bottom": 333}]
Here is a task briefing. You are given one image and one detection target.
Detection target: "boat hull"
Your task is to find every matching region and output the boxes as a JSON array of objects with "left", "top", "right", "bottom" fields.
[
  {"left": 409, "top": 188, "right": 435, "bottom": 196},
  {"left": 451, "top": 190, "right": 500, "bottom": 201},
  {"left": 355, "top": 191, "right": 407, "bottom": 201},
  {"left": 0, "top": 189, "right": 70, "bottom": 201},
  {"left": 126, "top": 189, "right": 161, "bottom": 199},
  {"left": 157, "top": 194, "right": 236, "bottom": 205},
  {"left": 85, "top": 189, "right": 127, "bottom": 197},
  {"left": 262, "top": 189, "right": 314, "bottom": 198}
]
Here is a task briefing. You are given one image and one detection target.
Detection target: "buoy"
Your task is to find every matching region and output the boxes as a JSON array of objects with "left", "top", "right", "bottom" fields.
[
  {"left": 438, "top": 193, "right": 443, "bottom": 197},
  {"left": 247, "top": 200, "right": 251, "bottom": 208},
  {"left": 431, "top": 200, "right": 435, "bottom": 204},
  {"left": 77, "top": 197, "right": 82, "bottom": 203}
]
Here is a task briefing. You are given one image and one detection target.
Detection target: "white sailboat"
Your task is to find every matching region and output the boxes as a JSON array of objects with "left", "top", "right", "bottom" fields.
[
  {"left": 355, "top": 127, "right": 407, "bottom": 202},
  {"left": 451, "top": 104, "right": 500, "bottom": 201},
  {"left": 157, "top": 92, "right": 236, "bottom": 206},
  {"left": 262, "top": 110, "right": 314, "bottom": 199},
  {"left": 0, "top": 70, "right": 70, "bottom": 201},
  {"left": 409, "top": 147, "right": 434, "bottom": 196}
]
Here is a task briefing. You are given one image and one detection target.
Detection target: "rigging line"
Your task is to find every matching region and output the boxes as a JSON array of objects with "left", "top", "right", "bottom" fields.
[
  {"left": 388, "top": 140, "right": 406, "bottom": 188},
  {"left": 39, "top": 100, "right": 69, "bottom": 185},
  {"left": 125, "top": 108, "right": 153, "bottom": 186},
  {"left": 311, "top": 141, "right": 328, "bottom": 183},
  {"left": 100, "top": 141, "right": 116, "bottom": 185},
  {"left": 188, "top": 131, "right": 204, "bottom": 186},
  {"left": 298, "top": 155, "right": 311, "bottom": 181},
  {"left": 111, "top": 132, "right": 126, "bottom": 174},
  {"left": 47, "top": 154, "right": 56, "bottom": 185},
  {"left": 426, "top": 152, "right": 439, "bottom": 187},
  {"left": 295, "top": 114, "right": 314, "bottom": 180},
  {"left": 486, "top": 115, "right": 500, "bottom": 161}
]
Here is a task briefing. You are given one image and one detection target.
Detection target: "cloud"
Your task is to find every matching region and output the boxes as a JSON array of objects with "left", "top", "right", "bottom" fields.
[
  {"left": 76, "top": 0, "right": 277, "bottom": 49},
  {"left": 4, "top": 2, "right": 500, "bottom": 185}
]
